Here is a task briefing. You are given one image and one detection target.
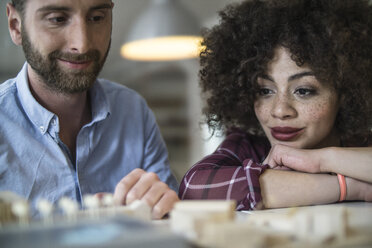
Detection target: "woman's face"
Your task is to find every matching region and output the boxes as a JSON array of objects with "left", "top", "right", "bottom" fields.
[{"left": 254, "top": 47, "right": 340, "bottom": 149}]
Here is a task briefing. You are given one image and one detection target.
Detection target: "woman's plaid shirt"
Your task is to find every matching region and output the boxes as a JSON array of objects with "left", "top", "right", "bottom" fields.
[{"left": 179, "top": 130, "right": 270, "bottom": 210}]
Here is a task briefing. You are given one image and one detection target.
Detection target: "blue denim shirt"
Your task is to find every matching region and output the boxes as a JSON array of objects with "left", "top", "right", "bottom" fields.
[{"left": 0, "top": 63, "right": 178, "bottom": 215}]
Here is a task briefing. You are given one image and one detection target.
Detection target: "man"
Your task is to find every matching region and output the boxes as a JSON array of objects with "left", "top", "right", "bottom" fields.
[{"left": 1, "top": 0, "right": 179, "bottom": 219}]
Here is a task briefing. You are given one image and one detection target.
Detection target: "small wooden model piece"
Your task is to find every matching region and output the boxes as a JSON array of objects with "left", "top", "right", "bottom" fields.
[
  {"left": 78, "top": 194, "right": 152, "bottom": 222},
  {"left": 170, "top": 202, "right": 372, "bottom": 248},
  {"left": 36, "top": 198, "right": 54, "bottom": 225},
  {"left": 83, "top": 194, "right": 101, "bottom": 219},
  {"left": 246, "top": 205, "right": 348, "bottom": 243},
  {"left": 0, "top": 191, "right": 29, "bottom": 226},
  {"left": 170, "top": 200, "right": 236, "bottom": 241},
  {"left": 58, "top": 197, "right": 79, "bottom": 222}
]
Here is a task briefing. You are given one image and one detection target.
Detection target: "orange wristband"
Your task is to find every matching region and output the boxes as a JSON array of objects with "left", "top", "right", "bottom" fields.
[{"left": 337, "top": 174, "right": 347, "bottom": 202}]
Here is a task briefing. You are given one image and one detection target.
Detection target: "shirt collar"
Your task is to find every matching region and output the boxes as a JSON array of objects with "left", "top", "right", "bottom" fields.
[
  {"left": 88, "top": 79, "right": 111, "bottom": 123},
  {"left": 16, "top": 62, "right": 111, "bottom": 134},
  {"left": 16, "top": 63, "right": 54, "bottom": 135}
]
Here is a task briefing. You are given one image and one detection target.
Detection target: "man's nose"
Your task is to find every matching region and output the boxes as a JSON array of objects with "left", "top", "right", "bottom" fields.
[{"left": 67, "top": 19, "right": 92, "bottom": 54}]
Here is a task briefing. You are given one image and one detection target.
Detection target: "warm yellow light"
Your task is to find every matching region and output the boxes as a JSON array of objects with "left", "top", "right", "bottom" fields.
[{"left": 121, "top": 36, "right": 203, "bottom": 61}]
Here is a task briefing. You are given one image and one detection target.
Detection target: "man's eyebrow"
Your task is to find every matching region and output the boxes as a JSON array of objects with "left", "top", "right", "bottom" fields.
[
  {"left": 36, "top": 3, "right": 112, "bottom": 13},
  {"left": 90, "top": 3, "right": 113, "bottom": 11},
  {"left": 36, "top": 5, "right": 71, "bottom": 13}
]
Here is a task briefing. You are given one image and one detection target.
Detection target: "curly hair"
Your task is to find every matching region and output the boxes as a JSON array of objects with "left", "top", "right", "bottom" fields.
[{"left": 200, "top": 0, "right": 372, "bottom": 145}]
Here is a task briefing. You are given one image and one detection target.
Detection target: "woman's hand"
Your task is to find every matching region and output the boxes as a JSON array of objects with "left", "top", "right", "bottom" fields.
[
  {"left": 263, "top": 144, "right": 323, "bottom": 173},
  {"left": 264, "top": 145, "right": 372, "bottom": 183}
]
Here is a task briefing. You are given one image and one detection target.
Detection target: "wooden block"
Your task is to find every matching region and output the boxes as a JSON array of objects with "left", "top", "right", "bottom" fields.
[
  {"left": 170, "top": 200, "right": 236, "bottom": 240},
  {"left": 293, "top": 206, "right": 347, "bottom": 242},
  {"left": 11, "top": 200, "right": 30, "bottom": 226},
  {"left": 77, "top": 199, "right": 152, "bottom": 222},
  {"left": 36, "top": 199, "right": 54, "bottom": 225},
  {"left": 172, "top": 200, "right": 236, "bottom": 213},
  {"left": 199, "top": 221, "right": 287, "bottom": 248},
  {"left": 247, "top": 210, "right": 296, "bottom": 233},
  {"left": 247, "top": 205, "right": 348, "bottom": 244},
  {"left": 58, "top": 197, "right": 79, "bottom": 222},
  {"left": 0, "top": 191, "right": 29, "bottom": 225}
]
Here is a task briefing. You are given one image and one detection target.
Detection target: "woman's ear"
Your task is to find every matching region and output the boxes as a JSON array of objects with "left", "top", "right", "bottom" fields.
[{"left": 7, "top": 3, "right": 23, "bottom": 46}]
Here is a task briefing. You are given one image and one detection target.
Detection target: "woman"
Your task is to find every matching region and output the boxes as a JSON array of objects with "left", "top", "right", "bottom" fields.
[{"left": 179, "top": 0, "right": 372, "bottom": 210}]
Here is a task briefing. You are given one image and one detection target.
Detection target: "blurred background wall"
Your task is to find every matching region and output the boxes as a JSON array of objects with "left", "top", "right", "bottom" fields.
[{"left": 0, "top": 0, "right": 240, "bottom": 182}]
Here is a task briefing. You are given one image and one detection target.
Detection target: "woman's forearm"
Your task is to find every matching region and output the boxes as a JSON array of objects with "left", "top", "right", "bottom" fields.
[
  {"left": 259, "top": 169, "right": 371, "bottom": 209},
  {"left": 321, "top": 147, "right": 372, "bottom": 183},
  {"left": 260, "top": 169, "right": 340, "bottom": 208}
]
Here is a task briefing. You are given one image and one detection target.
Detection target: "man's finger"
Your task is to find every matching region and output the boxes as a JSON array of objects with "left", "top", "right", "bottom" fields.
[
  {"left": 151, "top": 190, "right": 179, "bottom": 219},
  {"left": 125, "top": 172, "right": 160, "bottom": 205},
  {"left": 140, "top": 181, "right": 168, "bottom": 208},
  {"left": 113, "top": 168, "right": 146, "bottom": 205}
]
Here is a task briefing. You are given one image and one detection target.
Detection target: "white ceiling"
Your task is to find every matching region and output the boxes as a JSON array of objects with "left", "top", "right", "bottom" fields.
[{"left": 0, "top": 0, "right": 239, "bottom": 84}]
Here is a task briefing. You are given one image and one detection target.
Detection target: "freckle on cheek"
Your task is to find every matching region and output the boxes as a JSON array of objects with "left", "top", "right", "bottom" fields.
[{"left": 308, "top": 102, "right": 328, "bottom": 118}]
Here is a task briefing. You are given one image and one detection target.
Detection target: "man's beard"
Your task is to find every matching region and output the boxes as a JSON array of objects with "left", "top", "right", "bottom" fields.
[{"left": 21, "top": 27, "right": 110, "bottom": 94}]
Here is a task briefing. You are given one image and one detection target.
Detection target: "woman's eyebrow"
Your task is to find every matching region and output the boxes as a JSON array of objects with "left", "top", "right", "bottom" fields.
[
  {"left": 258, "top": 71, "right": 315, "bottom": 83},
  {"left": 288, "top": 71, "right": 315, "bottom": 82},
  {"left": 259, "top": 74, "right": 274, "bottom": 82}
]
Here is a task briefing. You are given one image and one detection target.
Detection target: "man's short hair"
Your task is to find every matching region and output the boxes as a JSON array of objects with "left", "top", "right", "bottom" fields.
[{"left": 11, "top": 0, "right": 26, "bottom": 17}]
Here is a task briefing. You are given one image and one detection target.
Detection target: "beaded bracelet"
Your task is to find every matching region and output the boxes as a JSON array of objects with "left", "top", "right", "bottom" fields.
[{"left": 337, "top": 174, "right": 347, "bottom": 202}]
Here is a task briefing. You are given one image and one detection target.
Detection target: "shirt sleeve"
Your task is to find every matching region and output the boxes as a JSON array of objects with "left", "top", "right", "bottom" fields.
[
  {"left": 141, "top": 100, "right": 179, "bottom": 192},
  {"left": 179, "top": 132, "right": 269, "bottom": 210}
]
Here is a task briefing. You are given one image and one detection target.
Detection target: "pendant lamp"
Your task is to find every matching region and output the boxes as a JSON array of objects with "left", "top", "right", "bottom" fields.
[{"left": 121, "top": 0, "right": 202, "bottom": 61}]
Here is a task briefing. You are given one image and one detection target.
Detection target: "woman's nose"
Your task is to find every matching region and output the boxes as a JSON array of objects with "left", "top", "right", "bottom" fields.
[{"left": 270, "top": 94, "right": 297, "bottom": 119}]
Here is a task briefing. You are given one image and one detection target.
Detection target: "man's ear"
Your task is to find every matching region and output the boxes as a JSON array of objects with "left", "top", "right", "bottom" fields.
[{"left": 7, "top": 3, "right": 22, "bottom": 46}]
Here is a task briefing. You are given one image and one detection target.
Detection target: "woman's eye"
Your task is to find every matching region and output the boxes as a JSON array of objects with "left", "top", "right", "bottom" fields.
[
  {"left": 295, "top": 88, "right": 316, "bottom": 96},
  {"left": 258, "top": 88, "right": 273, "bottom": 96}
]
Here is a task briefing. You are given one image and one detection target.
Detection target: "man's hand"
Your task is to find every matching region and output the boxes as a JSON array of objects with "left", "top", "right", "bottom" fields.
[
  {"left": 263, "top": 144, "right": 322, "bottom": 173},
  {"left": 113, "top": 168, "right": 179, "bottom": 219}
]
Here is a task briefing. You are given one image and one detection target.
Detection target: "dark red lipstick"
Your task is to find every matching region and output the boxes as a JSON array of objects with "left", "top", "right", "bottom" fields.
[{"left": 271, "top": 127, "right": 304, "bottom": 141}]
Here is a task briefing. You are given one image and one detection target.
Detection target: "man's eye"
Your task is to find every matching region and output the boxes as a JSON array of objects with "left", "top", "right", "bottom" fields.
[
  {"left": 48, "top": 16, "right": 67, "bottom": 24},
  {"left": 89, "top": 15, "right": 105, "bottom": 22}
]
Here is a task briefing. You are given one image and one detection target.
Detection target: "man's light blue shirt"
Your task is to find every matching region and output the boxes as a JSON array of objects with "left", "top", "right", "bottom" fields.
[{"left": 0, "top": 63, "right": 178, "bottom": 215}]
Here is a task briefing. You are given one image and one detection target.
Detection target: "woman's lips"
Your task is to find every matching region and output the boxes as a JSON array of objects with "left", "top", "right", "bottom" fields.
[{"left": 270, "top": 127, "right": 304, "bottom": 141}]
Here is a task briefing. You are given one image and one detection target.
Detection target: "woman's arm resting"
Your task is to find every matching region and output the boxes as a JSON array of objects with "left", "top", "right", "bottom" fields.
[
  {"left": 264, "top": 145, "right": 372, "bottom": 183},
  {"left": 260, "top": 169, "right": 338, "bottom": 208},
  {"left": 321, "top": 147, "right": 372, "bottom": 183},
  {"left": 260, "top": 169, "right": 371, "bottom": 209},
  {"left": 181, "top": 162, "right": 372, "bottom": 210}
]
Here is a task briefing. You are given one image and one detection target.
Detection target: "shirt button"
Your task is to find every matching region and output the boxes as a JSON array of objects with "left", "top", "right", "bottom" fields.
[
  {"left": 51, "top": 119, "right": 56, "bottom": 126},
  {"left": 40, "top": 126, "right": 45, "bottom": 132}
]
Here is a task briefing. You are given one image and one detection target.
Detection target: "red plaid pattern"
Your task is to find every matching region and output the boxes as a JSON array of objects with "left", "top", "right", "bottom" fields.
[{"left": 179, "top": 130, "right": 270, "bottom": 210}]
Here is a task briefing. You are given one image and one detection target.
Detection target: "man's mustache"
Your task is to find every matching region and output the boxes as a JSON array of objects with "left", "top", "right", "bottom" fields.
[{"left": 49, "top": 50, "right": 100, "bottom": 62}]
